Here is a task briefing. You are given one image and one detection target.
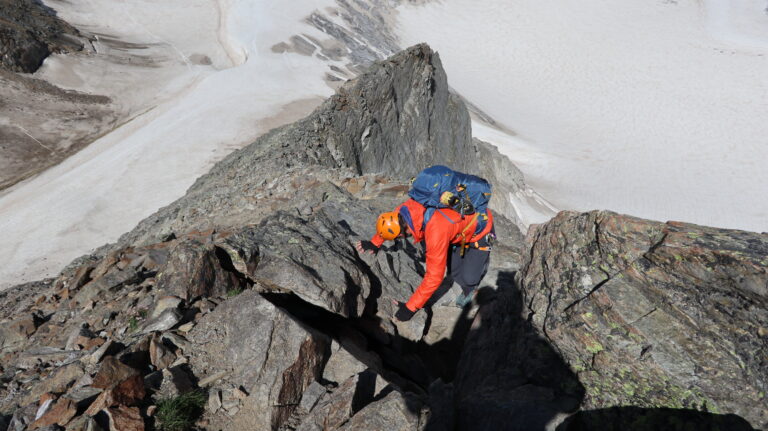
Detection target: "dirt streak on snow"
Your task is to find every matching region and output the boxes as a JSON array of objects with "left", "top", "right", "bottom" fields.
[{"left": 0, "top": 0, "right": 336, "bottom": 290}]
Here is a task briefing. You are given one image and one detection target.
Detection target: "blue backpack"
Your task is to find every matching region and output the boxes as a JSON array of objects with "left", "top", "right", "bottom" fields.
[{"left": 408, "top": 165, "right": 493, "bottom": 235}]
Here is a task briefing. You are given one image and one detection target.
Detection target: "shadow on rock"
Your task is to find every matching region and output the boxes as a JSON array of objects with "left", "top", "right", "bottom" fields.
[
  {"left": 430, "top": 272, "right": 584, "bottom": 431},
  {"left": 557, "top": 406, "right": 759, "bottom": 431},
  {"left": 417, "top": 271, "right": 760, "bottom": 431}
]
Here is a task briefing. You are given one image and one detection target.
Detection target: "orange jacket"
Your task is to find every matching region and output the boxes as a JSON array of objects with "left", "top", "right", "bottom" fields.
[{"left": 370, "top": 199, "right": 493, "bottom": 311}]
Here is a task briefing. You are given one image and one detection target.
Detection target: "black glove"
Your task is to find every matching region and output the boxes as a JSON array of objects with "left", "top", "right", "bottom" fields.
[
  {"left": 356, "top": 240, "right": 378, "bottom": 255},
  {"left": 394, "top": 302, "right": 416, "bottom": 321}
]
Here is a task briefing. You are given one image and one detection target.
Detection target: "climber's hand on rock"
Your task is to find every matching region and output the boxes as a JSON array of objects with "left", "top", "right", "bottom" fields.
[
  {"left": 355, "top": 240, "right": 378, "bottom": 255},
  {"left": 394, "top": 301, "right": 415, "bottom": 322}
]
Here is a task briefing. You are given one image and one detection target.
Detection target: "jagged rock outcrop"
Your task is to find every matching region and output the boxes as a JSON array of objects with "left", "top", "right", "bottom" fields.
[
  {"left": 516, "top": 211, "right": 767, "bottom": 429},
  {"left": 0, "top": 0, "right": 85, "bottom": 73},
  {"left": 115, "top": 44, "right": 477, "bottom": 249}
]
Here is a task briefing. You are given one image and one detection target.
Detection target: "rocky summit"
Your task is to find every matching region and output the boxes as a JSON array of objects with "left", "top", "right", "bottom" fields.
[{"left": 1, "top": 44, "right": 766, "bottom": 431}]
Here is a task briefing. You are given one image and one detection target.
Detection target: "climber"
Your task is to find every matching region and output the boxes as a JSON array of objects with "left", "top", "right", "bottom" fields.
[{"left": 355, "top": 198, "right": 493, "bottom": 321}]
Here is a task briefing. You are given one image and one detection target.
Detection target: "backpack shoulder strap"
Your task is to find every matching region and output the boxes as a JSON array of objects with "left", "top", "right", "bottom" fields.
[{"left": 422, "top": 207, "right": 436, "bottom": 231}]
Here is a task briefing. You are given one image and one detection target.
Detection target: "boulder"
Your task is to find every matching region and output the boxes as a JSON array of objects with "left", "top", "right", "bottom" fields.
[
  {"left": 16, "top": 347, "right": 84, "bottom": 370},
  {"left": 293, "top": 375, "right": 361, "bottom": 431},
  {"left": 520, "top": 210, "right": 768, "bottom": 429},
  {"left": 84, "top": 375, "right": 145, "bottom": 415},
  {"left": 292, "top": 370, "right": 396, "bottom": 431},
  {"left": 186, "top": 290, "right": 330, "bottom": 430},
  {"left": 91, "top": 356, "right": 140, "bottom": 389},
  {"left": 337, "top": 390, "right": 422, "bottom": 431},
  {"left": 7, "top": 403, "right": 38, "bottom": 431},
  {"left": 19, "top": 362, "right": 85, "bottom": 407},
  {"left": 104, "top": 406, "right": 143, "bottom": 431},
  {"left": 148, "top": 296, "right": 182, "bottom": 319},
  {"left": 140, "top": 309, "right": 181, "bottom": 334},
  {"left": 154, "top": 239, "right": 245, "bottom": 301},
  {"left": 62, "top": 386, "right": 102, "bottom": 409},
  {"left": 322, "top": 341, "right": 368, "bottom": 385},
  {"left": 149, "top": 335, "right": 176, "bottom": 370},
  {"left": 28, "top": 398, "right": 76, "bottom": 430},
  {"left": 247, "top": 211, "right": 373, "bottom": 318},
  {"left": 72, "top": 267, "right": 141, "bottom": 305},
  {"left": 0, "top": 315, "right": 39, "bottom": 353}
]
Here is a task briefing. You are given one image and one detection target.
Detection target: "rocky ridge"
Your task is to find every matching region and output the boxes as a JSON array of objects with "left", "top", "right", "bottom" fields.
[
  {"left": 0, "top": 44, "right": 765, "bottom": 431},
  {"left": 110, "top": 43, "right": 478, "bottom": 249}
]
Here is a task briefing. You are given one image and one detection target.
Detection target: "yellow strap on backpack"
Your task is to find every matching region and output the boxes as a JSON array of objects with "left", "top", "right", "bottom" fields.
[{"left": 459, "top": 213, "right": 480, "bottom": 257}]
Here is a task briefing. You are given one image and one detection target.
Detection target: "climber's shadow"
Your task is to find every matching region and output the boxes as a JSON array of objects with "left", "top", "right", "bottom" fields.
[
  {"left": 419, "top": 271, "right": 585, "bottom": 431},
  {"left": 416, "top": 271, "right": 759, "bottom": 431}
]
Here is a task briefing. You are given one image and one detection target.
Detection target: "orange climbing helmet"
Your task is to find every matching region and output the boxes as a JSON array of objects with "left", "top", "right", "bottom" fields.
[{"left": 376, "top": 211, "right": 401, "bottom": 241}]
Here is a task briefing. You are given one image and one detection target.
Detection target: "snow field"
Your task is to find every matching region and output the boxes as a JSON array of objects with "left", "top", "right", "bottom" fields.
[{"left": 397, "top": 0, "right": 768, "bottom": 232}]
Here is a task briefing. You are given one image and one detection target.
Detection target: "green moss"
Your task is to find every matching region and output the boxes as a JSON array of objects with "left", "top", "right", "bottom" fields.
[
  {"left": 580, "top": 367, "right": 724, "bottom": 418},
  {"left": 622, "top": 382, "right": 636, "bottom": 397},
  {"left": 628, "top": 331, "right": 645, "bottom": 343},
  {"left": 704, "top": 400, "right": 721, "bottom": 415},
  {"left": 586, "top": 340, "right": 604, "bottom": 354}
]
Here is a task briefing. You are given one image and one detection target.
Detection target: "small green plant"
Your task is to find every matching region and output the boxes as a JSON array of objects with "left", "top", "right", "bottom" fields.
[
  {"left": 226, "top": 287, "right": 243, "bottom": 297},
  {"left": 155, "top": 390, "right": 207, "bottom": 431},
  {"left": 128, "top": 316, "right": 139, "bottom": 332},
  {"left": 138, "top": 309, "right": 148, "bottom": 319}
]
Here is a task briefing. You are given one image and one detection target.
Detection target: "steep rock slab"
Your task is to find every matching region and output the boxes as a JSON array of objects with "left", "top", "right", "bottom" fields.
[
  {"left": 116, "top": 44, "right": 475, "bottom": 248},
  {"left": 186, "top": 290, "right": 330, "bottom": 431},
  {"left": 520, "top": 210, "right": 768, "bottom": 428}
]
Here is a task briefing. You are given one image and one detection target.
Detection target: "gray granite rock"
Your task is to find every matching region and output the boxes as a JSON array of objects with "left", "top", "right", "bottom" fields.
[
  {"left": 519, "top": 210, "right": 768, "bottom": 429},
  {"left": 186, "top": 290, "right": 330, "bottom": 430}
]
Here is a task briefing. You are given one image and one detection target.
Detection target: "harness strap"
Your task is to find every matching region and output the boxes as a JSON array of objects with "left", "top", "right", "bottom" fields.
[
  {"left": 462, "top": 245, "right": 491, "bottom": 251},
  {"left": 458, "top": 213, "right": 480, "bottom": 257}
]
